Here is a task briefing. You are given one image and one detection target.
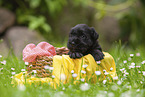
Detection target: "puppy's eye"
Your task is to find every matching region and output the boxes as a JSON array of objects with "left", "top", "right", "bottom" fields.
[{"left": 81, "top": 35, "right": 86, "bottom": 39}]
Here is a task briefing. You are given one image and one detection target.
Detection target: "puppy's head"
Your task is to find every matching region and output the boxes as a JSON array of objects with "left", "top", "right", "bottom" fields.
[{"left": 67, "top": 24, "right": 99, "bottom": 53}]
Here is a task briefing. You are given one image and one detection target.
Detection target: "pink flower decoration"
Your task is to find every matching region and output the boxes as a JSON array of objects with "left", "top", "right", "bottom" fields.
[{"left": 23, "top": 42, "right": 56, "bottom": 62}]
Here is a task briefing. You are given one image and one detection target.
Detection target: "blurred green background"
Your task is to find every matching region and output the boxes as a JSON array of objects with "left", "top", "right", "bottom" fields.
[{"left": 0, "top": 0, "right": 145, "bottom": 54}]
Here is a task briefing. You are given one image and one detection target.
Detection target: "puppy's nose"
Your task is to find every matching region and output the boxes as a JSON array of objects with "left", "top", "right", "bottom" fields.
[
  {"left": 71, "top": 42, "right": 75, "bottom": 45},
  {"left": 71, "top": 42, "right": 75, "bottom": 46}
]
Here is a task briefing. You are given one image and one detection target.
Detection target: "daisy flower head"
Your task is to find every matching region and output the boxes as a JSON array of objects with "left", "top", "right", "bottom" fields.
[
  {"left": 130, "top": 54, "right": 134, "bottom": 57},
  {"left": 123, "top": 60, "right": 127, "bottom": 64},
  {"left": 81, "top": 78, "right": 85, "bottom": 82},
  {"left": 96, "top": 61, "right": 101, "bottom": 65},
  {"left": 80, "top": 83, "right": 90, "bottom": 91},
  {"left": 120, "top": 68, "right": 125, "bottom": 72},
  {"left": 82, "top": 64, "right": 88, "bottom": 68},
  {"left": 142, "top": 71, "right": 145, "bottom": 76},
  {"left": 72, "top": 73, "right": 77, "bottom": 78},
  {"left": 131, "top": 62, "right": 135, "bottom": 66},
  {"left": 52, "top": 75, "right": 55, "bottom": 79},
  {"left": 11, "top": 72, "right": 16, "bottom": 75},
  {"left": 136, "top": 53, "right": 140, "bottom": 56},
  {"left": 113, "top": 76, "right": 118, "bottom": 80},
  {"left": 49, "top": 67, "right": 54, "bottom": 71},
  {"left": 81, "top": 70, "right": 86, "bottom": 74},
  {"left": 103, "top": 80, "right": 107, "bottom": 84},
  {"left": 136, "top": 66, "right": 141, "bottom": 68},
  {"left": 0, "top": 67, "right": 3, "bottom": 71},
  {"left": 44, "top": 65, "right": 50, "bottom": 70},
  {"left": 11, "top": 68, "right": 15, "bottom": 71},
  {"left": 117, "top": 80, "right": 122, "bottom": 85},
  {"left": 129, "top": 65, "right": 135, "bottom": 69},
  {"left": 104, "top": 72, "right": 109, "bottom": 75},
  {"left": 25, "top": 62, "right": 29, "bottom": 65},
  {"left": 32, "top": 70, "right": 37, "bottom": 74},
  {"left": 1, "top": 60, "right": 6, "bottom": 65},
  {"left": 21, "top": 69, "right": 26, "bottom": 72},
  {"left": 95, "top": 71, "right": 101, "bottom": 75},
  {"left": 110, "top": 67, "right": 113, "bottom": 71},
  {"left": 141, "top": 60, "right": 145, "bottom": 64},
  {"left": 103, "top": 69, "right": 106, "bottom": 73},
  {"left": 71, "top": 70, "right": 74, "bottom": 74}
]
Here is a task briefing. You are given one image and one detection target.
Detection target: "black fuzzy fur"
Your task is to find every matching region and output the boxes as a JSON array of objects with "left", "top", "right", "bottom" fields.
[{"left": 67, "top": 24, "right": 104, "bottom": 61}]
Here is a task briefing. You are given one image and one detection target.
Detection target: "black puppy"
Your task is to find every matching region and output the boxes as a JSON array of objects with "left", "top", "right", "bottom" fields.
[{"left": 67, "top": 24, "right": 104, "bottom": 61}]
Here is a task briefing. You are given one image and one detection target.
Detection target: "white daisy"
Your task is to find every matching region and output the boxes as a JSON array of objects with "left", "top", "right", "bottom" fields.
[
  {"left": 25, "top": 62, "right": 29, "bottom": 65},
  {"left": 1, "top": 60, "right": 6, "bottom": 65},
  {"left": 32, "top": 70, "right": 37, "bottom": 74},
  {"left": 49, "top": 67, "right": 54, "bottom": 71},
  {"left": 11, "top": 72, "right": 16, "bottom": 75},
  {"left": 136, "top": 66, "right": 141, "bottom": 68},
  {"left": 110, "top": 67, "right": 113, "bottom": 71},
  {"left": 72, "top": 73, "right": 77, "bottom": 78},
  {"left": 129, "top": 65, "right": 135, "bottom": 69},
  {"left": 81, "top": 78, "right": 85, "bottom": 82},
  {"left": 95, "top": 71, "right": 101, "bottom": 75},
  {"left": 130, "top": 54, "right": 134, "bottom": 57},
  {"left": 142, "top": 71, "right": 145, "bottom": 76},
  {"left": 21, "top": 69, "right": 26, "bottom": 72},
  {"left": 103, "top": 80, "right": 107, "bottom": 84},
  {"left": 103, "top": 69, "right": 106, "bottom": 73},
  {"left": 123, "top": 60, "right": 127, "bottom": 64},
  {"left": 11, "top": 68, "right": 15, "bottom": 71},
  {"left": 44, "top": 65, "right": 50, "bottom": 69},
  {"left": 82, "top": 64, "right": 88, "bottom": 68},
  {"left": 136, "top": 89, "right": 140, "bottom": 92},
  {"left": 120, "top": 68, "right": 125, "bottom": 72},
  {"left": 80, "top": 83, "right": 90, "bottom": 91},
  {"left": 141, "top": 61, "right": 145, "bottom": 64},
  {"left": 113, "top": 76, "right": 118, "bottom": 80},
  {"left": 136, "top": 53, "right": 140, "bottom": 56},
  {"left": 71, "top": 70, "right": 74, "bottom": 74},
  {"left": 96, "top": 61, "right": 101, "bottom": 64},
  {"left": 104, "top": 72, "right": 109, "bottom": 75},
  {"left": 0, "top": 67, "right": 3, "bottom": 71},
  {"left": 52, "top": 75, "right": 55, "bottom": 78},
  {"left": 81, "top": 70, "right": 86, "bottom": 74},
  {"left": 117, "top": 80, "right": 122, "bottom": 85},
  {"left": 131, "top": 62, "right": 135, "bottom": 66}
]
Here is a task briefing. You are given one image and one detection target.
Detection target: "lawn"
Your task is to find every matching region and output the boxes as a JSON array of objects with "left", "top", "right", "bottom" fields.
[{"left": 0, "top": 43, "right": 145, "bottom": 97}]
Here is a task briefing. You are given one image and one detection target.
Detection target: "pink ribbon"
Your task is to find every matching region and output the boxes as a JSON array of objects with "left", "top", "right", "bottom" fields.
[{"left": 23, "top": 42, "right": 56, "bottom": 62}]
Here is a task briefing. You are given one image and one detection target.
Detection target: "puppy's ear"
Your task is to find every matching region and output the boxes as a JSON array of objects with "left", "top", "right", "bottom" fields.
[{"left": 91, "top": 27, "right": 99, "bottom": 40}]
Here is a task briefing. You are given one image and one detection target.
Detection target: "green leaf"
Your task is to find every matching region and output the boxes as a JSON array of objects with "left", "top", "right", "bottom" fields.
[
  {"left": 42, "top": 24, "right": 51, "bottom": 33},
  {"left": 29, "top": 0, "right": 41, "bottom": 8},
  {"left": 29, "top": 20, "right": 40, "bottom": 30}
]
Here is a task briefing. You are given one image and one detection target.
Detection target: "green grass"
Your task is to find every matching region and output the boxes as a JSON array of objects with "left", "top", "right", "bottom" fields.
[{"left": 0, "top": 44, "right": 145, "bottom": 97}]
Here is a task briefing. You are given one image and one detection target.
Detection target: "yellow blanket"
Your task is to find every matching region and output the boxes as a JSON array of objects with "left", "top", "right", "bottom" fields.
[{"left": 11, "top": 52, "right": 117, "bottom": 88}]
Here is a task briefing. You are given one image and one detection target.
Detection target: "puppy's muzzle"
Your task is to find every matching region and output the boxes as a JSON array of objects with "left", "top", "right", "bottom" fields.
[{"left": 69, "top": 41, "right": 75, "bottom": 46}]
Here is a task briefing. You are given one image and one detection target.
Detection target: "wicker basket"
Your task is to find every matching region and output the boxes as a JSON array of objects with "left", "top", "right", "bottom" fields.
[{"left": 26, "top": 47, "right": 69, "bottom": 78}]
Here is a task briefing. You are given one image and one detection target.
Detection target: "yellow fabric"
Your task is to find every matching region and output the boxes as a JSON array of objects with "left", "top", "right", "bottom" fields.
[{"left": 11, "top": 52, "right": 117, "bottom": 88}]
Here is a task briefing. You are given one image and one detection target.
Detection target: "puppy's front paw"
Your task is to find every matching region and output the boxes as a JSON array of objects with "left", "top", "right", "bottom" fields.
[
  {"left": 69, "top": 52, "right": 83, "bottom": 59},
  {"left": 94, "top": 52, "right": 104, "bottom": 61},
  {"left": 91, "top": 50, "right": 104, "bottom": 61}
]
